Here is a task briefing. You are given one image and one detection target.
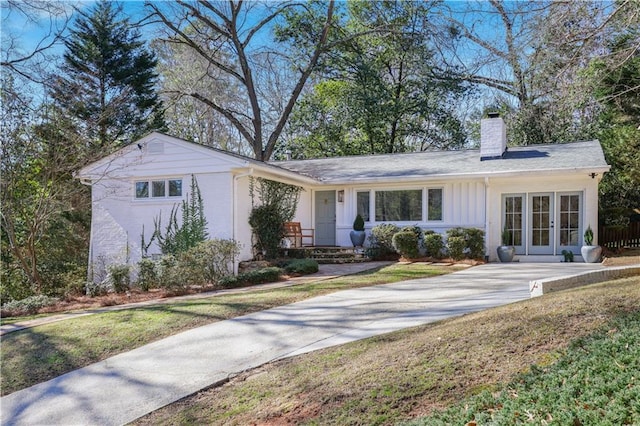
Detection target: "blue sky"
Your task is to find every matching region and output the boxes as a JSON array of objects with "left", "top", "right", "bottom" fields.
[{"left": 1, "top": 1, "right": 153, "bottom": 66}]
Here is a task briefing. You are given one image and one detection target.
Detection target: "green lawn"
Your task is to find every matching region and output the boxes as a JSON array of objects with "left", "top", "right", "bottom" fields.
[
  {"left": 131, "top": 275, "right": 640, "bottom": 425},
  {"left": 1, "top": 263, "right": 461, "bottom": 396}
]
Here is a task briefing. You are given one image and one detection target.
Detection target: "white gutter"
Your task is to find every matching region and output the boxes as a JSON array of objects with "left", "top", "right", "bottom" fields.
[
  {"left": 484, "top": 176, "right": 490, "bottom": 261},
  {"left": 232, "top": 167, "right": 254, "bottom": 274}
]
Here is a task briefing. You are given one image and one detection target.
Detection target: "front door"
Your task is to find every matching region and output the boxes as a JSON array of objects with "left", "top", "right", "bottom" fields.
[
  {"left": 315, "top": 190, "right": 336, "bottom": 246},
  {"left": 528, "top": 193, "right": 554, "bottom": 255}
]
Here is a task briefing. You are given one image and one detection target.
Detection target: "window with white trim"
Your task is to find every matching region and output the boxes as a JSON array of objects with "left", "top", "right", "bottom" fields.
[
  {"left": 427, "top": 188, "right": 443, "bottom": 221},
  {"left": 356, "top": 191, "right": 370, "bottom": 222},
  {"left": 135, "top": 179, "right": 182, "bottom": 199},
  {"left": 375, "top": 189, "right": 422, "bottom": 222}
]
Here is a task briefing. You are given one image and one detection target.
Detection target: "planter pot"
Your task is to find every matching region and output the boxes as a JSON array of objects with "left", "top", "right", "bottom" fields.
[
  {"left": 581, "top": 245, "right": 602, "bottom": 263},
  {"left": 497, "top": 245, "right": 515, "bottom": 262},
  {"left": 350, "top": 230, "right": 366, "bottom": 247}
]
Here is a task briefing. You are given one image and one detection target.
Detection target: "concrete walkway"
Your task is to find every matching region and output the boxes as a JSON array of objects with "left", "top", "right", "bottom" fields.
[{"left": 1, "top": 263, "right": 605, "bottom": 426}]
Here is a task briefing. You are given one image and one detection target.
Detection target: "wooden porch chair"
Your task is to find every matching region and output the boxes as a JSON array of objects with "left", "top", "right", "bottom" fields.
[{"left": 283, "top": 222, "right": 314, "bottom": 247}]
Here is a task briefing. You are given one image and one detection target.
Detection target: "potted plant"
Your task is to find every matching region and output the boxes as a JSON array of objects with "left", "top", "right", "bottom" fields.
[
  {"left": 350, "top": 214, "right": 366, "bottom": 247},
  {"left": 497, "top": 226, "right": 515, "bottom": 262},
  {"left": 581, "top": 225, "right": 602, "bottom": 263}
]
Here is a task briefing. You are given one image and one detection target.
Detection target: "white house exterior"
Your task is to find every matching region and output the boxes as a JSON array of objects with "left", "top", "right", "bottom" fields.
[{"left": 77, "top": 116, "right": 610, "bottom": 279}]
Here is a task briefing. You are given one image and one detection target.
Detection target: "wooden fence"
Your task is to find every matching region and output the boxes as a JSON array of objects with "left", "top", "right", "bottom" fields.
[{"left": 599, "top": 222, "right": 640, "bottom": 249}]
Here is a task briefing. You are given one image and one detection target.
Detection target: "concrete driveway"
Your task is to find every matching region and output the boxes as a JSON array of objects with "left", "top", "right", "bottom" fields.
[{"left": 0, "top": 262, "right": 604, "bottom": 426}]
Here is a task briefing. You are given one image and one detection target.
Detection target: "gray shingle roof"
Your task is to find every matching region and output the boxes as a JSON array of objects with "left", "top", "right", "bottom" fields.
[{"left": 269, "top": 140, "right": 609, "bottom": 184}]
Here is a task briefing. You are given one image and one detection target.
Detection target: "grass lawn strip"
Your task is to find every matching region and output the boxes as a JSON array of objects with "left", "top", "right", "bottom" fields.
[
  {"left": 1, "top": 263, "right": 460, "bottom": 396},
  {"left": 132, "top": 275, "right": 640, "bottom": 426}
]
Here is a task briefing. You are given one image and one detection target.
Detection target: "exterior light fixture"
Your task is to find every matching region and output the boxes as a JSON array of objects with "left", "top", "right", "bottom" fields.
[{"left": 338, "top": 190, "right": 344, "bottom": 202}]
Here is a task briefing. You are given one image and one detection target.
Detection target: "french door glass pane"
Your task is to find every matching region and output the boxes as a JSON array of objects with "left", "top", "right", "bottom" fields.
[
  {"left": 560, "top": 195, "right": 580, "bottom": 246},
  {"left": 532, "top": 196, "right": 550, "bottom": 246},
  {"left": 504, "top": 195, "right": 523, "bottom": 246}
]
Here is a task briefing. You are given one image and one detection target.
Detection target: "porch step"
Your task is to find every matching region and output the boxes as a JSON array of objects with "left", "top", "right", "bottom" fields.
[{"left": 282, "top": 247, "right": 371, "bottom": 264}]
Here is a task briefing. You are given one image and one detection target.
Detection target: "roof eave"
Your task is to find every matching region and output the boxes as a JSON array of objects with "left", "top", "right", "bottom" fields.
[{"left": 318, "top": 165, "right": 612, "bottom": 185}]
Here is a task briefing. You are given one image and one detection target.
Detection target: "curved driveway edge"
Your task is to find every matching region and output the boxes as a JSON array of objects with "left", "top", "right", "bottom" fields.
[{"left": 0, "top": 263, "right": 605, "bottom": 426}]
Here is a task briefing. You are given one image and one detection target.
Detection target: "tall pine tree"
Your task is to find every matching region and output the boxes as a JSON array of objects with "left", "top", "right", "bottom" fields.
[{"left": 51, "top": 0, "right": 164, "bottom": 159}]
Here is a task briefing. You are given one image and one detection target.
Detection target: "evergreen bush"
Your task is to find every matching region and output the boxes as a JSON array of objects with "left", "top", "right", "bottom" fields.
[
  {"left": 107, "top": 264, "right": 131, "bottom": 293},
  {"left": 368, "top": 223, "right": 401, "bottom": 258},
  {"left": 248, "top": 178, "right": 303, "bottom": 259},
  {"left": 136, "top": 258, "right": 158, "bottom": 291},
  {"left": 447, "top": 236, "right": 466, "bottom": 260},
  {"left": 154, "top": 239, "right": 241, "bottom": 290},
  {"left": 219, "top": 267, "right": 282, "bottom": 288},
  {"left": 249, "top": 204, "right": 285, "bottom": 259},
  {"left": 282, "top": 258, "right": 319, "bottom": 275},
  {"left": 392, "top": 231, "right": 420, "bottom": 259},
  {"left": 424, "top": 233, "right": 444, "bottom": 258},
  {"left": 466, "top": 228, "right": 485, "bottom": 259}
]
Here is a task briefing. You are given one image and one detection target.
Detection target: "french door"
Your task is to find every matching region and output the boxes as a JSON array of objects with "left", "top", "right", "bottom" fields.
[
  {"left": 529, "top": 193, "right": 554, "bottom": 255},
  {"left": 503, "top": 192, "right": 583, "bottom": 256},
  {"left": 557, "top": 193, "right": 582, "bottom": 254}
]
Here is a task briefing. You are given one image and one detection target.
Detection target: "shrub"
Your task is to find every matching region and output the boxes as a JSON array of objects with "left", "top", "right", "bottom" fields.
[
  {"left": 107, "top": 264, "right": 131, "bottom": 293},
  {"left": 1, "top": 295, "right": 60, "bottom": 317},
  {"left": 136, "top": 258, "right": 158, "bottom": 291},
  {"left": 392, "top": 231, "right": 420, "bottom": 259},
  {"left": 187, "top": 239, "right": 241, "bottom": 283},
  {"left": 368, "top": 223, "right": 401, "bottom": 258},
  {"left": 249, "top": 204, "right": 285, "bottom": 259},
  {"left": 353, "top": 214, "right": 365, "bottom": 231},
  {"left": 281, "top": 259, "right": 319, "bottom": 275},
  {"left": 466, "top": 228, "right": 485, "bottom": 259},
  {"left": 157, "top": 255, "right": 183, "bottom": 289},
  {"left": 219, "top": 267, "right": 282, "bottom": 289},
  {"left": 401, "top": 225, "right": 423, "bottom": 240},
  {"left": 424, "top": 233, "right": 444, "bottom": 259},
  {"left": 447, "top": 236, "right": 466, "bottom": 260},
  {"left": 445, "top": 227, "right": 486, "bottom": 260},
  {"left": 154, "top": 239, "right": 241, "bottom": 289}
]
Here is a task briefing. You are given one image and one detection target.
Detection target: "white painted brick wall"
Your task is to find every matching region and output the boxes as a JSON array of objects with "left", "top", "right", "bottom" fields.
[{"left": 480, "top": 117, "right": 507, "bottom": 159}]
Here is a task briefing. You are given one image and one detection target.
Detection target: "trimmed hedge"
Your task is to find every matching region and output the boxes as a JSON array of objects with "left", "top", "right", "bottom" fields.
[
  {"left": 219, "top": 267, "right": 282, "bottom": 289},
  {"left": 392, "top": 231, "right": 420, "bottom": 259},
  {"left": 281, "top": 259, "right": 319, "bottom": 275},
  {"left": 424, "top": 233, "right": 444, "bottom": 259}
]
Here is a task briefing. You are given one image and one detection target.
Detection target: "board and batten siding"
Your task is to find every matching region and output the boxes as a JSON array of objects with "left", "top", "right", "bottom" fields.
[{"left": 333, "top": 180, "right": 487, "bottom": 247}]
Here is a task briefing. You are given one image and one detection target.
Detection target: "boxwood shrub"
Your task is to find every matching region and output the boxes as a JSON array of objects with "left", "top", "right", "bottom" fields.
[
  {"left": 392, "top": 231, "right": 420, "bottom": 259},
  {"left": 219, "top": 267, "right": 282, "bottom": 289},
  {"left": 424, "top": 233, "right": 444, "bottom": 259},
  {"left": 281, "top": 259, "right": 319, "bottom": 275}
]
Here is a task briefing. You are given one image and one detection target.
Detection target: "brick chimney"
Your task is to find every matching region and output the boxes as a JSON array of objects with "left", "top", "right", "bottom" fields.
[{"left": 480, "top": 113, "right": 507, "bottom": 160}]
